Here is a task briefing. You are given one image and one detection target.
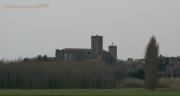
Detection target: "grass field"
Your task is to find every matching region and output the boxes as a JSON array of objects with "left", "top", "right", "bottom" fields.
[{"left": 0, "top": 89, "right": 180, "bottom": 96}]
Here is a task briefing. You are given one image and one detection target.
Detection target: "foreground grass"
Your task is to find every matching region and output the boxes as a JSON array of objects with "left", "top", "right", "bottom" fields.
[{"left": 0, "top": 89, "right": 180, "bottom": 96}]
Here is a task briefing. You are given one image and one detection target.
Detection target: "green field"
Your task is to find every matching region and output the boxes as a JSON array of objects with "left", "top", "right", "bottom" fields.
[{"left": 0, "top": 89, "right": 180, "bottom": 96}]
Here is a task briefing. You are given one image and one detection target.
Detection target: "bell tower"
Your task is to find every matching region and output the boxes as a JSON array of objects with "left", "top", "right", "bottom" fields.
[
  {"left": 109, "top": 42, "right": 117, "bottom": 60},
  {"left": 91, "top": 35, "right": 103, "bottom": 58}
]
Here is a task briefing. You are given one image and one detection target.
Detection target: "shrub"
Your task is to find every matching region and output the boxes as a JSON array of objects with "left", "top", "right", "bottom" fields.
[
  {"left": 121, "top": 78, "right": 144, "bottom": 88},
  {"left": 158, "top": 78, "right": 180, "bottom": 89}
]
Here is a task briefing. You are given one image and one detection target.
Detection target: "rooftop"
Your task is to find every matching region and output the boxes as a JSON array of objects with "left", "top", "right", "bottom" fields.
[{"left": 62, "top": 48, "right": 92, "bottom": 52}]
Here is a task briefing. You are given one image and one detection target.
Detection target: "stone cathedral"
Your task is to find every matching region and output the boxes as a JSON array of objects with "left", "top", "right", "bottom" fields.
[{"left": 55, "top": 35, "right": 117, "bottom": 64}]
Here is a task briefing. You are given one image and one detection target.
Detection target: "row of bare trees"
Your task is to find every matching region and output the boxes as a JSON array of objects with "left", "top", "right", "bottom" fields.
[{"left": 0, "top": 60, "right": 124, "bottom": 89}]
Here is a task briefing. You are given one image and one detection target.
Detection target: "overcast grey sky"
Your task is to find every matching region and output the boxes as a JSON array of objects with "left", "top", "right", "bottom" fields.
[{"left": 0, "top": 0, "right": 180, "bottom": 60}]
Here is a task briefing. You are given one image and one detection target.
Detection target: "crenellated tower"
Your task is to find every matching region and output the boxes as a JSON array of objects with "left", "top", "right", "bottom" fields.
[{"left": 109, "top": 42, "right": 117, "bottom": 61}]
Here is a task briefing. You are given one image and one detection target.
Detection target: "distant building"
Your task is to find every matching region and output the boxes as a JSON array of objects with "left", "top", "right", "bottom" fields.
[
  {"left": 171, "top": 64, "right": 180, "bottom": 78},
  {"left": 55, "top": 35, "right": 117, "bottom": 64},
  {"left": 122, "top": 55, "right": 180, "bottom": 78},
  {"left": 56, "top": 48, "right": 93, "bottom": 62},
  {"left": 160, "top": 55, "right": 180, "bottom": 77}
]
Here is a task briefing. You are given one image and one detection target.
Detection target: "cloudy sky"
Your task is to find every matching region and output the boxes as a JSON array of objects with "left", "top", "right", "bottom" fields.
[{"left": 0, "top": 0, "right": 180, "bottom": 60}]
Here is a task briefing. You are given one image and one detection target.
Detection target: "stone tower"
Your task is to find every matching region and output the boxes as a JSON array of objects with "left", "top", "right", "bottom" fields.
[
  {"left": 91, "top": 35, "right": 103, "bottom": 57},
  {"left": 109, "top": 43, "right": 117, "bottom": 60}
]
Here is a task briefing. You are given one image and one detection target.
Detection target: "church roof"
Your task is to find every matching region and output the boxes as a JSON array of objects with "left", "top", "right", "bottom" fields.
[{"left": 62, "top": 48, "right": 92, "bottom": 52}]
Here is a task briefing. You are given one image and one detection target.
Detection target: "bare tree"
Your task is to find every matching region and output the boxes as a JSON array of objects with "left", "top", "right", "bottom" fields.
[{"left": 144, "top": 36, "right": 159, "bottom": 90}]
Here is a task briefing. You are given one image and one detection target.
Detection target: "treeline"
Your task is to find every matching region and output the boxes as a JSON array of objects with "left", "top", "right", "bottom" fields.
[{"left": 0, "top": 60, "right": 124, "bottom": 89}]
